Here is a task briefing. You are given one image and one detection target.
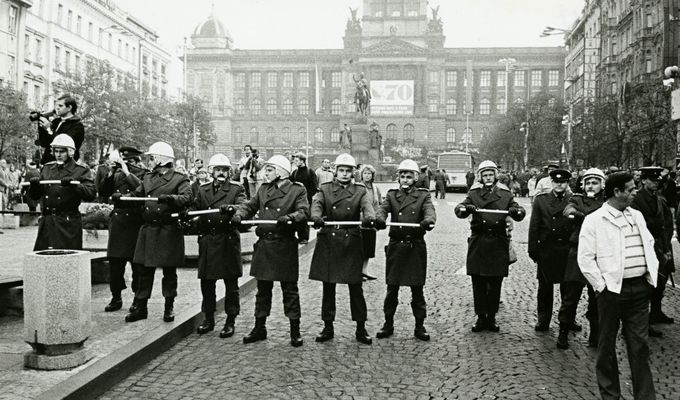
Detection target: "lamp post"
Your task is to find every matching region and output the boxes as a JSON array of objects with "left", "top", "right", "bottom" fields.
[
  {"left": 498, "top": 58, "right": 517, "bottom": 114},
  {"left": 304, "top": 117, "right": 309, "bottom": 160},
  {"left": 519, "top": 122, "right": 529, "bottom": 169}
]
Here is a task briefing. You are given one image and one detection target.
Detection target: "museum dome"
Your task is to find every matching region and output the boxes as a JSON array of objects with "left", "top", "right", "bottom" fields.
[{"left": 192, "top": 14, "right": 231, "bottom": 39}]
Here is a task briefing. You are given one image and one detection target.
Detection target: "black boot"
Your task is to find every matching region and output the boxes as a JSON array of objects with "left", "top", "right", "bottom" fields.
[
  {"left": 219, "top": 315, "right": 236, "bottom": 338},
  {"left": 290, "top": 319, "right": 303, "bottom": 347},
  {"left": 486, "top": 314, "right": 500, "bottom": 332},
  {"left": 650, "top": 310, "right": 675, "bottom": 324},
  {"left": 243, "top": 317, "right": 267, "bottom": 344},
  {"left": 105, "top": 294, "right": 123, "bottom": 312},
  {"left": 414, "top": 318, "right": 430, "bottom": 341},
  {"left": 534, "top": 320, "right": 550, "bottom": 332},
  {"left": 556, "top": 325, "right": 569, "bottom": 349},
  {"left": 376, "top": 316, "right": 394, "bottom": 339},
  {"left": 588, "top": 321, "right": 599, "bottom": 348},
  {"left": 128, "top": 297, "right": 139, "bottom": 313},
  {"left": 163, "top": 298, "right": 175, "bottom": 322},
  {"left": 648, "top": 325, "right": 663, "bottom": 338},
  {"left": 471, "top": 315, "right": 486, "bottom": 332},
  {"left": 125, "top": 299, "right": 148, "bottom": 322},
  {"left": 315, "top": 320, "right": 334, "bottom": 342},
  {"left": 197, "top": 314, "right": 215, "bottom": 334},
  {"left": 568, "top": 322, "right": 582, "bottom": 332},
  {"left": 355, "top": 321, "right": 372, "bottom": 345}
]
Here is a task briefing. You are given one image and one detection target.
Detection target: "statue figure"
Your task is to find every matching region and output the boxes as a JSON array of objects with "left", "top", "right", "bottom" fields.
[
  {"left": 389, "top": 25, "right": 398, "bottom": 36},
  {"left": 340, "top": 124, "right": 352, "bottom": 150},
  {"left": 431, "top": 5, "right": 440, "bottom": 22},
  {"left": 347, "top": 7, "right": 361, "bottom": 31},
  {"left": 352, "top": 72, "right": 371, "bottom": 116},
  {"left": 428, "top": 5, "right": 443, "bottom": 33},
  {"left": 369, "top": 121, "right": 380, "bottom": 149}
]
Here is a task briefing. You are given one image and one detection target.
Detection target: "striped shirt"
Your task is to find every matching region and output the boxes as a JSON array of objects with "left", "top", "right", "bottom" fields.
[{"left": 604, "top": 203, "right": 647, "bottom": 278}]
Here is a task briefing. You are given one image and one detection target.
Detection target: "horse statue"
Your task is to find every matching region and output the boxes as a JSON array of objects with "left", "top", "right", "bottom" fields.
[{"left": 353, "top": 73, "right": 370, "bottom": 116}]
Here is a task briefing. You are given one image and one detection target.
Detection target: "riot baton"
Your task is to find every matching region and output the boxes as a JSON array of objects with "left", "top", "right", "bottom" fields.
[
  {"left": 240, "top": 220, "right": 293, "bottom": 225},
  {"left": 0, "top": 210, "right": 42, "bottom": 216},
  {"left": 306, "top": 221, "right": 362, "bottom": 226},
  {"left": 170, "top": 209, "right": 223, "bottom": 218},
  {"left": 119, "top": 197, "right": 159, "bottom": 202},
  {"left": 387, "top": 221, "right": 434, "bottom": 228},
  {"left": 20, "top": 180, "right": 81, "bottom": 186}
]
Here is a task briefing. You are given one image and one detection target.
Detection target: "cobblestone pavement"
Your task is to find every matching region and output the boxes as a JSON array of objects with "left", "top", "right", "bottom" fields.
[{"left": 100, "top": 192, "right": 680, "bottom": 400}]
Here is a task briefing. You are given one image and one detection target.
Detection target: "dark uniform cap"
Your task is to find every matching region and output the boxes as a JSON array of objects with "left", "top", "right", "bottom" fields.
[
  {"left": 119, "top": 146, "right": 143, "bottom": 159},
  {"left": 547, "top": 162, "right": 560, "bottom": 169},
  {"left": 638, "top": 166, "right": 664, "bottom": 181},
  {"left": 549, "top": 169, "right": 571, "bottom": 182}
]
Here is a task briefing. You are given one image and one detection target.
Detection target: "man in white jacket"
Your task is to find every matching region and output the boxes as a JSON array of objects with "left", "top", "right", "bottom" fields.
[{"left": 578, "top": 171, "right": 658, "bottom": 400}]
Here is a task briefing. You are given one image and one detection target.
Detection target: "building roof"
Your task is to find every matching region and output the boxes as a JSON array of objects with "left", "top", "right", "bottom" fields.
[{"left": 192, "top": 14, "right": 231, "bottom": 39}]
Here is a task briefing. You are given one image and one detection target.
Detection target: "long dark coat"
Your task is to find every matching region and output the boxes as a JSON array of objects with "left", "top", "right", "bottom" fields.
[
  {"left": 455, "top": 182, "right": 525, "bottom": 277},
  {"left": 132, "top": 167, "right": 192, "bottom": 268},
  {"left": 99, "top": 164, "right": 146, "bottom": 259},
  {"left": 563, "top": 193, "right": 604, "bottom": 282},
  {"left": 235, "top": 179, "right": 309, "bottom": 282},
  {"left": 377, "top": 187, "right": 436, "bottom": 286},
  {"left": 528, "top": 191, "right": 573, "bottom": 283},
  {"left": 631, "top": 188, "right": 675, "bottom": 276},
  {"left": 309, "top": 180, "right": 375, "bottom": 284},
  {"left": 192, "top": 180, "right": 247, "bottom": 279},
  {"left": 30, "top": 158, "right": 96, "bottom": 251}
]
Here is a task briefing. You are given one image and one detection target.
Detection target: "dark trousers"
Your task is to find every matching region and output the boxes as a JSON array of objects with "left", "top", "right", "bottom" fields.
[
  {"left": 471, "top": 275, "right": 503, "bottom": 316},
  {"left": 586, "top": 283, "right": 599, "bottom": 324},
  {"left": 321, "top": 282, "right": 367, "bottom": 322},
  {"left": 108, "top": 258, "right": 141, "bottom": 296},
  {"left": 557, "top": 281, "right": 584, "bottom": 325},
  {"left": 597, "top": 277, "right": 655, "bottom": 400},
  {"left": 200, "top": 278, "right": 240, "bottom": 316},
  {"left": 243, "top": 178, "right": 250, "bottom": 199},
  {"left": 650, "top": 273, "right": 668, "bottom": 316},
  {"left": 383, "top": 284, "right": 426, "bottom": 320},
  {"left": 297, "top": 224, "right": 310, "bottom": 241},
  {"left": 537, "top": 275, "right": 577, "bottom": 324},
  {"left": 135, "top": 266, "right": 178, "bottom": 300},
  {"left": 254, "top": 280, "right": 301, "bottom": 320},
  {"left": 435, "top": 182, "right": 446, "bottom": 199}
]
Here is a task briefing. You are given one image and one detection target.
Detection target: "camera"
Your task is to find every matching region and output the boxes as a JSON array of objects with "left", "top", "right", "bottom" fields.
[{"left": 29, "top": 110, "right": 56, "bottom": 122}]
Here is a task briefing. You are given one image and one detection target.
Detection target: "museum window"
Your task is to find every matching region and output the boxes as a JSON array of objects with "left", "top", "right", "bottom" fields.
[
  {"left": 548, "top": 70, "right": 559, "bottom": 86},
  {"left": 282, "top": 99, "right": 293, "bottom": 115},
  {"left": 480, "top": 71, "right": 491, "bottom": 87},
  {"left": 496, "top": 97, "right": 506, "bottom": 114},
  {"left": 299, "top": 98, "right": 309, "bottom": 115},
  {"left": 232, "top": 127, "right": 242, "bottom": 143},
  {"left": 298, "top": 127, "right": 306, "bottom": 144},
  {"left": 497, "top": 71, "right": 507, "bottom": 87},
  {"left": 251, "top": 127, "right": 259, "bottom": 144},
  {"left": 331, "top": 72, "right": 342, "bottom": 88},
  {"left": 267, "top": 72, "right": 277, "bottom": 88},
  {"left": 428, "top": 98, "right": 438, "bottom": 113},
  {"left": 266, "top": 98, "right": 277, "bottom": 115},
  {"left": 251, "top": 72, "right": 261, "bottom": 88},
  {"left": 57, "top": 4, "right": 63, "bottom": 26},
  {"left": 299, "top": 72, "right": 310, "bottom": 88},
  {"left": 331, "top": 128, "right": 340, "bottom": 143},
  {"left": 446, "top": 128, "right": 456, "bottom": 143},
  {"left": 251, "top": 99, "right": 261, "bottom": 115},
  {"left": 314, "top": 127, "right": 324, "bottom": 144},
  {"left": 446, "top": 98, "right": 457, "bottom": 115},
  {"left": 282, "top": 127, "right": 291, "bottom": 143},
  {"left": 331, "top": 98, "right": 342, "bottom": 115},
  {"left": 514, "top": 71, "right": 525, "bottom": 87},
  {"left": 428, "top": 70, "right": 439, "bottom": 84},
  {"left": 480, "top": 98, "right": 490, "bottom": 115},
  {"left": 265, "top": 127, "right": 275, "bottom": 144},
  {"left": 446, "top": 71, "right": 457, "bottom": 87},
  {"left": 463, "top": 127, "right": 473, "bottom": 144},
  {"left": 403, "top": 124, "right": 415, "bottom": 145},
  {"left": 283, "top": 72, "right": 293, "bottom": 88},
  {"left": 531, "top": 70, "right": 542, "bottom": 87},
  {"left": 386, "top": 124, "right": 397, "bottom": 145},
  {"left": 235, "top": 73, "right": 245, "bottom": 88}
]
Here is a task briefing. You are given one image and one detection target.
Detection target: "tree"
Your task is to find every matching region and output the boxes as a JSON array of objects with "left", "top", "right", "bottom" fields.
[
  {"left": 169, "top": 95, "right": 215, "bottom": 160},
  {"left": 0, "top": 85, "right": 34, "bottom": 162}
]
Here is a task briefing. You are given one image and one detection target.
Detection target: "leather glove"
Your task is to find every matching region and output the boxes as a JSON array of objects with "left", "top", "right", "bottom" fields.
[
  {"left": 178, "top": 209, "right": 191, "bottom": 221},
  {"left": 568, "top": 210, "right": 585, "bottom": 221},
  {"left": 420, "top": 220, "right": 434, "bottom": 231},
  {"left": 111, "top": 193, "right": 123, "bottom": 206},
  {"left": 509, "top": 207, "right": 525, "bottom": 220},
  {"left": 61, "top": 177, "right": 74, "bottom": 186},
  {"left": 375, "top": 218, "right": 387, "bottom": 230},
  {"left": 157, "top": 194, "right": 173, "bottom": 204},
  {"left": 29, "top": 176, "right": 41, "bottom": 188},
  {"left": 361, "top": 217, "right": 375, "bottom": 229},
  {"left": 529, "top": 252, "right": 539, "bottom": 263},
  {"left": 465, "top": 204, "right": 477, "bottom": 214},
  {"left": 230, "top": 214, "right": 242, "bottom": 225},
  {"left": 277, "top": 215, "right": 293, "bottom": 227},
  {"left": 220, "top": 204, "right": 236, "bottom": 216},
  {"left": 311, "top": 216, "right": 325, "bottom": 229}
]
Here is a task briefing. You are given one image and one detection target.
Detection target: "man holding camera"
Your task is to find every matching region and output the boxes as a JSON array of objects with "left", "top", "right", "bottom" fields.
[{"left": 34, "top": 95, "right": 85, "bottom": 165}]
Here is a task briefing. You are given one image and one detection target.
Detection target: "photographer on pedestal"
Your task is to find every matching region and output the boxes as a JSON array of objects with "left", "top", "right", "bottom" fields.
[{"left": 32, "top": 94, "right": 84, "bottom": 165}]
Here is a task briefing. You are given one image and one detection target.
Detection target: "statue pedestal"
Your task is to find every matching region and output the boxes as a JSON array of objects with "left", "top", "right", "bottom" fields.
[{"left": 344, "top": 115, "right": 380, "bottom": 168}]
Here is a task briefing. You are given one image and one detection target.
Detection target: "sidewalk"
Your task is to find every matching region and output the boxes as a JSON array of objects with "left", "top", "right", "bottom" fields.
[{"left": 0, "top": 225, "right": 316, "bottom": 400}]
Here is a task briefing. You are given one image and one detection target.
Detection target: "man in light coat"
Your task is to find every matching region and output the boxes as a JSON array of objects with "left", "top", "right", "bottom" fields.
[{"left": 578, "top": 172, "right": 658, "bottom": 400}]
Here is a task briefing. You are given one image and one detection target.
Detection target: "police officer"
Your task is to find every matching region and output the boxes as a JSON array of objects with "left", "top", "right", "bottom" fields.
[
  {"left": 455, "top": 160, "right": 525, "bottom": 332},
  {"left": 528, "top": 169, "right": 577, "bottom": 349},
  {"left": 28, "top": 134, "right": 96, "bottom": 251},
  {"left": 99, "top": 147, "right": 147, "bottom": 312},
  {"left": 375, "top": 159, "right": 436, "bottom": 341},
  {"left": 184, "top": 154, "right": 247, "bottom": 337},
  {"left": 631, "top": 167, "right": 675, "bottom": 333},
  {"left": 233, "top": 155, "right": 309, "bottom": 347},
  {"left": 309, "top": 153, "right": 375, "bottom": 345},
  {"left": 122, "top": 142, "right": 192, "bottom": 323},
  {"left": 563, "top": 167, "right": 606, "bottom": 347}
]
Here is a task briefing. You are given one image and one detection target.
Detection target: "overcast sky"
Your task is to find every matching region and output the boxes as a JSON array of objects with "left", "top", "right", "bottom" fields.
[{"left": 114, "top": 0, "right": 584, "bottom": 95}]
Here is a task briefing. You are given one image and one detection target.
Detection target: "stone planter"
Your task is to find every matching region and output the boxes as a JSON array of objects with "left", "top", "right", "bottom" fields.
[{"left": 23, "top": 250, "right": 93, "bottom": 370}]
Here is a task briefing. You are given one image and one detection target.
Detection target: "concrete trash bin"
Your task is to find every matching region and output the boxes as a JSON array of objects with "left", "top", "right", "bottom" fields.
[{"left": 23, "top": 249, "right": 93, "bottom": 370}]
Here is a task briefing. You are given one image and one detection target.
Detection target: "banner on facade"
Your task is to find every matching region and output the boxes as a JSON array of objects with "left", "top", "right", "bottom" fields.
[
  {"left": 672, "top": 88, "right": 680, "bottom": 121},
  {"left": 370, "top": 80, "right": 414, "bottom": 115}
]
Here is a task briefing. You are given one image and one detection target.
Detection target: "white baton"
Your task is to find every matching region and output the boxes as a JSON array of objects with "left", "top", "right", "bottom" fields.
[
  {"left": 119, "top": 197, "right": 159, "bottom": 202},
  {"left": 476, "top": 209, "right": 510, "bottom": 215},
  {"left": 307, "top": 221, "right": 362, "bottom": 226},
  {"left": 388, "top": 222, "right": 433, "bottom": 228},
  {"left": 240, "top": 220, "right": 293, "bottom": 225},
  {"left": 20, "top": 180, "right": 81, "bottom": 186},
  {"left": 170, "top": 209, "right": 223, "bottom": 218}
]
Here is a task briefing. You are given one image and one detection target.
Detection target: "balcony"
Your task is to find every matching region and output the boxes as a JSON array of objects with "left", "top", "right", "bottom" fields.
[{"left": 602, "top": 55, "right": 617, "bottom": 65}]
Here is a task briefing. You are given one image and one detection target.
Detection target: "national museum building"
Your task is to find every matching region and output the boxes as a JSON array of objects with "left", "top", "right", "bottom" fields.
[{"left": 185, "top": 0, "right": 565, "bottom": 163}]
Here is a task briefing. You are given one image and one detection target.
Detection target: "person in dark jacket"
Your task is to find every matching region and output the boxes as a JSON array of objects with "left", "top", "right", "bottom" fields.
[
  {"left": 94, "top": 155, "right": 111, "bottom": 203},
  {"left": 562, "top": 167, "right": 605, "bottom": 347},
  {"left": 415, "top": 165, "right": 430, "bottom": 190},
  {"left": 291, "top": 152, "right": 317, "bottom": 244},
  {"left": 99, "top": 147, "right": 147, "bottom": 313},
  {"left": 434, "top": 169, "right": 450, "bottom": 199},
  {"left": 528, "top": 169, "right": 577, "bottom": 349},
  {"left": 22, "top": 161, "right": 41, "bottom": 211},
  {"left": 375, "top": 159, "right": 437, "bottom": 341},
  {"left": 36, "top": 95, "right": 85, "bottom": 164},
  {"left": 28, "top": 134, "right": 96, "bottom": 251},
  {"left": 455, "top": 160, "right": 525, "bottom": 332},
  {"left": 121, "top": 142, "right": 192, "bottom": 324},
  {"left": 631, "top": 167, "right": 675, "bottom": 331},
  {"left": 233, "top": 155, "right": 309, "bottom": 347},
  {"left": 184, "top": 154, "right": 247, "bottom": 338},
  {"left": 309, "top": 153, "right": 375, "bottom": 345}
]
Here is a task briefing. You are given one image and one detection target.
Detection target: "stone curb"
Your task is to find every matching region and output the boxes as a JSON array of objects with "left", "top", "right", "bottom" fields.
[{"left": 36, "top": 238, "right": 317, "bottom": 400}]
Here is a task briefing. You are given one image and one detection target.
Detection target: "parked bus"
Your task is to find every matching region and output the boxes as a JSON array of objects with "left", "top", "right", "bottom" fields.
[{"left": 437, "top": 151, "right": 474, "bottom": 191}]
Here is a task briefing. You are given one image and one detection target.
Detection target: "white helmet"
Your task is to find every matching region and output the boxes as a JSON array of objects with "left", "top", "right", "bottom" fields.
[
  {"left": 265, "top": 155, "right": 292, "bottom": 178},
  {"left": 208, "top": 153, "right": 231, "bottom": 168},
  {"left": 582, "top": 167, "right": 605, "bottom": 183},
  {"left": 145, "top": 142, "right": 175, "bottom": 159},
  {"left": 51, "top": 134, "right": 75, "bottom": 150},
  {"left": 397, "top": 159, "right": 419, "bottom": 174},
  {"left": 477, "top": 160, "right": 498, "bottom": 174},
  {"left": 334, "top": 153, "right": 356, "bottom": 169}
]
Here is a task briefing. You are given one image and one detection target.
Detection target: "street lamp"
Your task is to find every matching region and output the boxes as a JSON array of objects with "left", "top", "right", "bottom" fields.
[
  {"left": 304, "top": 117, "right": 309, "bottom": 160},
  {"left": 498, "top": 58, "right": 517, "bottom": 114},
  {"left": 540, "top": 26, "right": 571, "bottom": 37},
  {"left": 519, "top": 122, "right": 529, "bottom": 168}
]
